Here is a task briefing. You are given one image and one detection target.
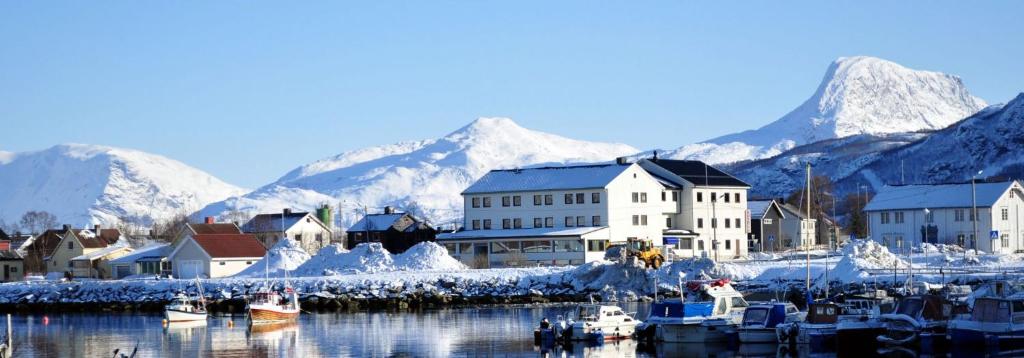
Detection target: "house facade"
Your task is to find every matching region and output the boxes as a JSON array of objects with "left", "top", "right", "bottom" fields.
[
  {"left": 242, "top": 209, "right": 332, "bottom": 255},
  {"left": 776, "top": 203, "right": 818, "bottom": 251},
  {"left": 864, "top": 181, "right": 1024, "bottom": 255},
  {"left": 747, "top": 200, "right": 786, "bottom": 252},
  {"left": 108, "top": 244, "right": 171, "bottom": 279},
  {"left": 347, "top": 206, "right": 436, "bottom": 253},
  {"left": 0, "top": 240, "right": 24, "bottom": 282},
  {"left": 438, "top": 162, "right": 667, "bottom": 268},
  {"left": 168, "top": 233, "right": 266, "bottom": 278},
  {"left": 46, "top": 226, "right": 130, "bottom": 278}
]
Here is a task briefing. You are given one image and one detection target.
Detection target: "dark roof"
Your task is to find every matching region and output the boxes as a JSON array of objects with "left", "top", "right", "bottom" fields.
[
  {"left": 192, "top": 234, "right": 266, "bottom": 258},
  {"left": 24, "top": 229, "right": 69, "bottom": 257},
  {"left": 72, "top": 228, "right": 121, "bottom": 249},
  {"left": 0, "top": 229, "right": 8, "bottom": 241},
  {"left": 644, "top": 159, "right": 750, "bottom": 187},
  {"left": 188, "top": 223, "right": 243, "bottom": 235}
]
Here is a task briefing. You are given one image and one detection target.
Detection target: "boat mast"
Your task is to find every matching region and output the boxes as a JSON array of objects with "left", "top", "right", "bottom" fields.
[{"left": 805, "top": 163, "right": 811, "bottom": 295}]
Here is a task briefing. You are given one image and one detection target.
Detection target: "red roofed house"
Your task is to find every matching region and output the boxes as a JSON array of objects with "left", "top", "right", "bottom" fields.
[{"left": 167, "top": 232, "right": 266, "bottom": 278}]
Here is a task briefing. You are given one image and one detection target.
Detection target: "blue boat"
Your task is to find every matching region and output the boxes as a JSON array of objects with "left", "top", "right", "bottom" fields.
[
  {"left": 948, "top": 295, "right": 1024, "bottom": 348},
  {"left": 737, "top": 302, "right": 803, "bottom": 343}
]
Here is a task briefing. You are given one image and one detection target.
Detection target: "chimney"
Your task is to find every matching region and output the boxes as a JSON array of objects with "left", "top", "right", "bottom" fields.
[
  {"left": 283, "top": 208, "right": 292, "bottom": 215},
  {"left": 94, "top": 224, "right": 101, "bottom": 234},
  {"left": 384, "top": 206, "right": 394, "bottom": 214},
  {"left": 204, "top": 216, "right": 215, "bottom": 224},
  {"left": 616, "top": 157, "right": 629, "bottom": 165},
  {"left": 62, "top": 224, "right": 71, "bottom": 232}
]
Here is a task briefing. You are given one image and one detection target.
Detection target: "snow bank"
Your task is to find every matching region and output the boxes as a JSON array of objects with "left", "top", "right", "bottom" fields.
[
  {"left": 234, "top": 238, "right": 311, "bottom": 278},
  {"left": 831, "top": 240, "right": 907, "bottom": 282},
  {"left": 293, "top": 243, "right": 391, "bottom": 276},
  {"left": 394, "top": 242, "right": 467, "bottom": 271}
]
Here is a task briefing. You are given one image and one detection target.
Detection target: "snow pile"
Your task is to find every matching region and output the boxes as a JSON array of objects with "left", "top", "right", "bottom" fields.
[
  {"left": 234, "top": 238, "right": 311, "bottom": 278},
  {"left": 394, "top": 242, "right": 467, "bottom": 271},
  {"left": 920, "top": 243, "right": 964, "bottom": 254},
  {"left": 658, "top": 257, "right": 761, "bottom": 283},
  {"left": 831, "top": 240, "right": 907, "bottom": 282},
  {"left": 294, "top": 243, "right": 392, "bottom": 276}
]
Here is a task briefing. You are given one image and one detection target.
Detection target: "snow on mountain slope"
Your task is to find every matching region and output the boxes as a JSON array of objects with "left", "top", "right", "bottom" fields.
[
  {"left": 199, "top": 117, "right": 639, "bottom": 228},
  {"left": 0, "top": 144, "right": 246, "bottom": 227},
  {"left": 664, "top": 56, "right": 987, "bottom": 164}
]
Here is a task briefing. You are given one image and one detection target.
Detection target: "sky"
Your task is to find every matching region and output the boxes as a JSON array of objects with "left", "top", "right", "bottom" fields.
[{"left": 1, "top": 1, "right": 1022, "bottom": 188}]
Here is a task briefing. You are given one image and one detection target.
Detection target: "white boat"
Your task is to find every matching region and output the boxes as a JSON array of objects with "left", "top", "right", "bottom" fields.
[
  {"left": 737, "top": 302, "right": 804, "bottom": 343},
  {"left": 565, "top": 304, "right": 640, "bottom": 341},
  {"left": 948, "top": 281, "right": 1024, "bottom": 348},
  {"left": 656, "top": 279, "right": 749, "bottom": 343},
  {"left": 164, "top": 278, "right": 208, "bottom": 322},
  {"left": 776, "top": 302, "right": 839, "bottom": 346}
]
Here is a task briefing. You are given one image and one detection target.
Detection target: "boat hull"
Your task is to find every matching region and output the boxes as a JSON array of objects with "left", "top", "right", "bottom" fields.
[
  {"left": 738, "top": 327, "right": 778, "bottom": 344},
  {"left": 249, "top": 307, "right": 300, "bottom": 323},
  {"left": 658, "top": 323, "right": 732, "bottom": 343},
  {"left": 569, "top": 323, "right": 636, "bottom": 341},
  {"left": 164, "top": 309, "right": 207, "bottom": 322}
]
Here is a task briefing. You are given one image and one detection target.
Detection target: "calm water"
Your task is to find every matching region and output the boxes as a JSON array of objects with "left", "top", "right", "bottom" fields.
[{"left": 2, "top": 304, "right": 1009, "bottom": 357}]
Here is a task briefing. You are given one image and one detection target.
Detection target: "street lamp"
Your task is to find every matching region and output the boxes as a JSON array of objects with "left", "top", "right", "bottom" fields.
[
  {"left": 821, "top": 192, "right": 838, "bottom": 298},
  {"left": 970, "top": 170, "right": 983, "bottom": 262},
  {"left": 923, "top": 208, "right": 931, "bottom": 266}
]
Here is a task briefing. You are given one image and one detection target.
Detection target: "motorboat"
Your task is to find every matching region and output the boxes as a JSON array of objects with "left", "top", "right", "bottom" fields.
[
  {"left": 876, "top": 294, "right": 953, "bottom": 347},
  {"left": 655, "top": 278, "right": 749, "bottom": 343},
  {"left": 776, "top": 302, "right": 839, "bottom": 347},
  {"left": 164, "top": 278, "right": 209, "bottom": 322},
  {"left": 948, "top": 281, "right": 1024, "bottom": 348},
  {"left": 563, "top": 304, "right": 640, "bottom": 341},
  {"left": 247, "top": 286, "right": 301, "bottom": 324},
  {"left": 737, "top": 302, "right": 804, "bottom": 343},
  {"left": 835, "top": 290, "right": 895, "bottom": 345}
]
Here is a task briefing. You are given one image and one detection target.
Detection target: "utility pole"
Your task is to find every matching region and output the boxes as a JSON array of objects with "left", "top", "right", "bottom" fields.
[
  {"left": 805, "top": 163, "right": 811, "bottom": 294},
  {"left": 971, "top": 170, "right": 983, "bottom": 259}
]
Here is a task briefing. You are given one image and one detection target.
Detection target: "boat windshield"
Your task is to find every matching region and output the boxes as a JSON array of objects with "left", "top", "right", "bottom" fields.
[
  {"left": 972, "top": 299, "right": 1012, "bottom": 323},
  {"left": 578, "top": 306, "right": 601, "bottom": 321},
  {"left": 742, "top": 308, "right": 769, "bottom": 325},
  {"left": 895, "top": 298, "right": 923, "bottom": 316}
]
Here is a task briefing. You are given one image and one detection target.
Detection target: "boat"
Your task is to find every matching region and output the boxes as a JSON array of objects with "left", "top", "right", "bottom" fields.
[
  {"left": 948, "top": 281, "right": 1024, "bottom": 348},
  {"left": 776, "top": 302, "right": 839, "bottom": 347},
  {"left": 876, "top": 294, "right": 953, "bottom": 347},
  {"left": 163, "top": 278, "right": 208, "bottom": 322},
  {"left": 655, "top": 278, "right": 749, "bottom": 343},
  {"left": 563, "top": 304, "right": 641, "bottom": 341},
  {"left": 247, "top": 287, "right": 301, "bottom": 323},
  {"left": 835, "top": 290, "right": 895, "bottom": 345},
  {"left": 737, "top": 302, "right": 804, "bottom": 343}
]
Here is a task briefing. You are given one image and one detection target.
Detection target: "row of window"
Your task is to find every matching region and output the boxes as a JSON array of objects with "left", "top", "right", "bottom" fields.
[
  {"left": 695, "top": 217, "right": 743, "bottom": 229},
  {"left": 696, "top": 191, "right": 742, "bottom": 203},
  {"left": 471, "top": 193, "right": 602, "bottom": 208},
  {"left": 442, "top": 239, "right": 590, "bottom": 255},
  {"left": 881, "top": 209, "right": 988, "bottom": 224},
  {"left": 471, "top": 216, "right": 602, "bottom": 230},
  {"left": 673, "top": 237, "right": 741, "bottom": 251}
]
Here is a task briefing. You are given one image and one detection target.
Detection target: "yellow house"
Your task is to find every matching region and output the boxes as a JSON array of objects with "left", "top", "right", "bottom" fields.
[{"left": 46, "top": 227, "right": 130, "bottom": 279}]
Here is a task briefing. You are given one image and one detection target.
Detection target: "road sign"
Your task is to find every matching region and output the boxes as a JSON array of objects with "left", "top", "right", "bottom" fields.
[
  {"left": 768, "top": 235, "right": 775, "bottom": 242},
  {"left": 991, "top": 230, "right": 999, "bottom": 239}
]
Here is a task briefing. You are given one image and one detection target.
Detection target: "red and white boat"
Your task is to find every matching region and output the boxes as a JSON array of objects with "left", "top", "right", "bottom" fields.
[{"left": 247, "top": 287, "right": 300, "bottom": 323}]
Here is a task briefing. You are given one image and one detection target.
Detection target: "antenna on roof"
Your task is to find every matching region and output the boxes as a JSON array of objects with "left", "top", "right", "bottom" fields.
[{"left": 653, "top": 150, "right": 659, "bottom": 161}]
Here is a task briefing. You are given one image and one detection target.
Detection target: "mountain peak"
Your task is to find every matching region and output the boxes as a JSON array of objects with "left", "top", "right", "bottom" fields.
[{"left": 455, "top": 117, "right": 523, "bottom": 135}]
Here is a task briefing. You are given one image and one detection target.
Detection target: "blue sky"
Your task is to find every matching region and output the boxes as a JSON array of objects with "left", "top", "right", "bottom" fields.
[{"left": 1, "top": 1, "right": 1021, "bottom": 188}]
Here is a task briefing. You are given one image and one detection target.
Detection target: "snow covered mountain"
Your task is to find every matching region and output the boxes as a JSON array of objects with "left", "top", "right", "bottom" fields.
[
  {"left": 727, "top": 93, "right": 1024, "bottom": 200},
  {"left": 198, "top": 117, "right": 639, "bottom": 228},
  {"left": 663, "top": 56, "right": 987, "bottom": 164},
  {"left": 0, "top": 144, "right": 246, "bottom": 228}
]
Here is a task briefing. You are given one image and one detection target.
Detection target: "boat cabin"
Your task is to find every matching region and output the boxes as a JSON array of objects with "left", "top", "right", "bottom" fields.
[
  {"left": 684, "top": 279, "right": 749, "bottom": 317},
  {"left": 741, "top": 302, "right": 800, "bottom": 328},
  {"left": 893, "top": 295, "right": 953, "bottom": 321},
  {"left": 647, "top": 301, "right": 714, "bottom": 322},
  {"left": 576, "top": 305, "right": 635, "bottom": 323},
  {"left": 970, "top": 297, "right": 1024, "bottom": 324},
  {"left": 806, "top": 303, "right": 840, "bottom": 324}
]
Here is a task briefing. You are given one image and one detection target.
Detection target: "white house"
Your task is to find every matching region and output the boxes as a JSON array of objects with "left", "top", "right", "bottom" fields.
[
  {"left": 777, "top": 202, "right": 818, "bottom": 250},
  {"left": 108, "top": 243, "right": 171, "bottom": 279},
  {"left": 242, "top": 209, "right": 333, "bottom": 255},
  {"left": 864, "top": 181, "right": 1024, "bottom": 255},
  {"left": 167, "top": 233, "right": 267, "bottom": 278},
  {"left": 637, "top": 158, "right": 752, "bottom": 260},
  {"left": 438, "top": 162, "right": 667, "bottom": 268}
]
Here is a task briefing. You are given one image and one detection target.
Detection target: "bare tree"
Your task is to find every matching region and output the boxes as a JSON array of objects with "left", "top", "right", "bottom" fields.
[
  {"left": 221, "top": 208, "right": 251, "bottom": 226},
  {"left": 19, "top": 211, "right": 59, "bottom": 235}
]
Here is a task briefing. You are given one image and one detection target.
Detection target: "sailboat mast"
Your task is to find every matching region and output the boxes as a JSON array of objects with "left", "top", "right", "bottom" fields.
[{"left": 805, "top": 163, "right": 811, "bottom": 293}]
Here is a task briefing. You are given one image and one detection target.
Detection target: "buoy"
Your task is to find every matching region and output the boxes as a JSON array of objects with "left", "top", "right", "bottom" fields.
[
  {"left": 162, "top": 319, "right": 168, "bottom": 326},
  {"left": 43, "top": 316, "right": 49, "bottom": 325},
  {"left": 227, "top": 320, "right": 234, "bottom": 328}
]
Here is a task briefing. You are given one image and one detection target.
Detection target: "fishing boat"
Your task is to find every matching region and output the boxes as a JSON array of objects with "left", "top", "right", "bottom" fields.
[
  {"left": 655, "top": 278, "right": 749, "bottom": 343},
  {"left": 776, "top": 302, "right": 839, "bottom": 347},
  {"left": 163, "top": 278, "right": 208, "bottom": 322},
  {"left": 948, "top": 294, "right": 1024, "bottom": 348},
  {"left": 247, "top": 286, "right": 301, "bottom": 323},
  {"left": 876, "top": 294, "right": 953, "bottom": 347},
  {"left": 835, "top": 290, "right": 894, "bottom": 345},
  {"left": 562, "top": 304, "right": 640, "bottom": 341},
  {"left": 737, "top": 302, "right": 804, "bottom": 343}
]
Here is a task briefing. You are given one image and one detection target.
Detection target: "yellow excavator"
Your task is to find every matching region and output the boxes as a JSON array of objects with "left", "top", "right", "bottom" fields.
[{"left": 605, "top": 237, "right": 665, "bottom": 269}]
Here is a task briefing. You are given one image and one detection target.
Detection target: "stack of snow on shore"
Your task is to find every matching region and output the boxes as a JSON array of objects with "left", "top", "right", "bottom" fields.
[
  {"left": 238, "top": 241, "right": 468, "bottom": 278},
  {"left": 830, "top": 240, "right": 908, "bottom": 282}
]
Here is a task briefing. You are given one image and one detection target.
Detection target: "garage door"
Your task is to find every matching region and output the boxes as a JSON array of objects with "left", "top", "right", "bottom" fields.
[{"left": 178, "top": 260, "right": 203, "bottom": 279}]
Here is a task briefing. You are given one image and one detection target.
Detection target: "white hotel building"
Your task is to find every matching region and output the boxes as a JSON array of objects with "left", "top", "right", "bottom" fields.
[
  {"left": 438, "top": 157, "right": 751, "bottom": 267},
  {"left": 864, "top": 180, "right": 1024, "bottom": 255}
]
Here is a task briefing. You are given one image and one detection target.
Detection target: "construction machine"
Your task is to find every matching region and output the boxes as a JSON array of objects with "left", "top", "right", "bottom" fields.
[{"left": 605, "top": 237, "right": 665, "bottom": 269}]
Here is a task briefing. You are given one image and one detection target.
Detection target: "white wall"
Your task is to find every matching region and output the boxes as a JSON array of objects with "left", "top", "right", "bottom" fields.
[
  {"left": 208, "top": 258, "right": 258, "bottom": 278},
  {"left": 674, "top": 186, "right": 749, "bottom": 260}
]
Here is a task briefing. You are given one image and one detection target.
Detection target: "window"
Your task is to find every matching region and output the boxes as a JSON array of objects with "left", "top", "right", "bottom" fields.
[
  {"left": 576, "top": 193, "right": 584, "bottom": 204},
  {"left": 662, "top": 192, "right": 667, "bottom": 201},
  {"left": 9, "top": 267, "right": 15, "bottom": 273},
  {"left": 672, "top": 192, "right": 678, "bottom": 202},
  {"left": 666, "top": 217, "right": 672, "bottom": 228},
  {"left": 1002, "top": 234, "right": 1010, "bottom": 248},
  {"left": 490, "top": 241, "right": 520, "bottom": 254},
  {"left": 592, "top": 192, "right": 601, "bottom": 204},
  {"left": 576, "top": 216, "right": 585, "bottom": 227},
  {"left": 735, "top": 193, "right": 741, "bottom": 203},
  {"left": 698, "top": 240, "right": 705, "bottom": 250},
  {"left": 545, "top": 217, "right": 554, "bottom": 228},
  {"left": 523, "top": 240, "right": 552, "bottom": 253},
  {"left": 697, "top": 192, "right": 703, "bottom": 202},
  {"left": 220, "top": 262, "right": 226, "bottom": 266},
  {"left": 565, "top": 193, "right": 574, "bottom": 204},
  {"left": 544, "top": 195, "right": 553, "bottom": 205},
  {"left": 502, "top": 196, "right": 511, "bottom": 207},
  {"left": 533, "top": 218, "right": 543, "bottom": 228},
  {"left": 632, "top": 215, "right": 640, "bottom": 226},
  {"left": 472, "top": 197, "right": 481, "bottom": 208},
  {"left": 724, "top": 219, "right": 731, "bottom": 228},
  {"left": 1002, "top": 208, "right": 1010, "bottom": 221},
  {"left": 970, "top": 209, "right": 976, "bottom": 221},
  {"left": 895, "top": 211, "right": 905, "bottom": 224},
  {"left": 724, "top": 193, "right": 731, "bottom": 203},
  {"left": 533, "top": 195, "right": 542, "bottom": 206},
  {"left": 246, "top": 261, "right": 253, "bottom": 265},
  {"left": 592, "top": 216, "right": 601, "bottom": 226},
  {"left": 512, "top": 218, "right": 521, "bottom": 229},
  {"left": 735, "top": 218, "right": 741, "bottom": 229},
  {"left": 565, "top": 217, "right": 574, "bottom": 227},
  {"left": 640, "top": 193, "right": 647, "bottom": 203},
  {"left": 725, "top": 240, "right": 731, "bottom": 249},
  {"left": 711, "top": 193, "right": 717, "bottom": 202},
  {"left": 483, "top": 219, "right": 492, "bottom": 230},
  {"left": 472, "top": 220, "right": 480, "bottom": 230},
  {"left": 553, "top": 239, "right": 584, "bottom": 252},
  {"left": 641, "top": 215, "right": 648, "bottom": 226},
  {"left": 679, "top": 238, "right": 693, "bottom": 250},
  {"left": 482, "top": 197, "right": 492, "bottom": 208},
  {"left": 587, "top": 240, "right": 609, "bottom": 252},
  {"left": 955, "top": 209, "right": 965, "bottom": 222},
  {"left": 502, "top": 219, "right": 511, "bottom": 229},
  {"left": 764, "top": 218, "right": 773, "bottom": 225},
  {"left": 697, "top": 218, "right": 704, "bottom": 229},
  {"left": 68, "top": 241, "right": 73, "bottom": 250},
  {"left": 513, "top": 196, "right": 522, "bottom": 207},
  {"left": 881, "top": 212, "right": 890, "bottom": 224},
  {"left": 295, "top": 234, "right": 302, "bottom": 242},
  {"left": 632, "top": 192, "right": 639, "bottom": 203}
]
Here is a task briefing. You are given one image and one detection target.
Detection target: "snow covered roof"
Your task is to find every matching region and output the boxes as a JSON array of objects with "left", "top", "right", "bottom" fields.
[
  {"left": 348, "top": 213, "right": 406, "bottom": 232},
  {"left": 71, "top": 244, "right": 131, "bottom": 262},
  {"left": 108, "top": 244, "right": 170, "bottom": 264},
  {"left": 437, "top": 227, "right": 607, "bottom": 240},
  {"left": 748, "top": 200, "right": 785, "bottom": 219},
  {"left": 462, "top": 164, "right": 631, "bottom": 195},
  {"left": 243, "top": 211, "right": 325, "bottom": 233},
  {"left": 864, "top": 181, "right": 1020, "bottom": 211},
  {"left": 188, "top": 222, "right": 242, "bottom": 235}
]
